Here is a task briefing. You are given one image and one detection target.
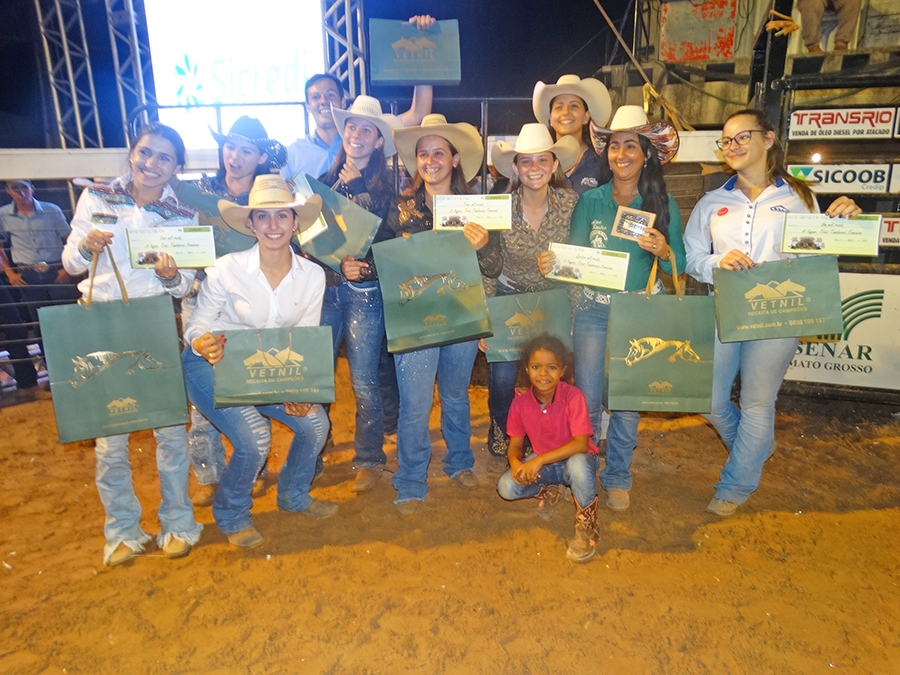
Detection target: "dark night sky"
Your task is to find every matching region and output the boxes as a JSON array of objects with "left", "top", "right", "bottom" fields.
[{"left": 0, "top": 0, "right": 630, "bottom": 148}]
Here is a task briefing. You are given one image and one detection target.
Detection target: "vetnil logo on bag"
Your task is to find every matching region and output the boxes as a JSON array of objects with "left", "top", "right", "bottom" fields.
[
  {"left": 744, "top": 279, "right": 807, "bottom": 313},
  {"left": 242, "top": 340, "right": 307, "bottom": 382},
  {"left": 787, "top": 165, "right": 892, "bottom": 194},
  {"left": 107, "top": 398, "right": 139, "bottom": 415},
  {"left": 506, "top": 308, "right": 549, "bottom": 335}
]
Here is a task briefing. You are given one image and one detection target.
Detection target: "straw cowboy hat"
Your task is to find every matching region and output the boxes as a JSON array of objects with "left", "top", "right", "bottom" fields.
[
  {"left": 532, "top": 74, "right": 613, "bottom": 129},
  {"left": 590, "top": 105, "right": 680, "bottom": 164},
  {"left": 393, "top": 114, "right": 485, "bottom": 182},
  {"left": 218, "top": 175, "right": 323, "bottom": 236},
  {"left": 490, "top": 124, "right": 581, "bottom": 178},
  {"left": 210, "top": 116, "right": 287, "bottom": 169},
  {"left": 332, "top": 95, "right": 403, "bottom": 157}
]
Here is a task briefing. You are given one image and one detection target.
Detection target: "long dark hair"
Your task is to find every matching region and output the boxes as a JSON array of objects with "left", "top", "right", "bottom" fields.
[
  {"left": 408, "top": 137, "right": 472, "bottom": 197},
  {"left": 597, "top": 135, "right": 671, "bottom": 241},
  {"left": 724, "top": 108, "right": 816, "bottom": 211},
  {"left": 131, "top": 122, "right": 186, "bottom": 167},
  {"left": 325, "top": 144, "right": 392, "bottom": 198}
]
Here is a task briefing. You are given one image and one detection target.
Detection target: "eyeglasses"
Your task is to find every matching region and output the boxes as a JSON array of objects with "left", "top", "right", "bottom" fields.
[{"left": 715, "top": 130, "right": 766, "bottom": 150}]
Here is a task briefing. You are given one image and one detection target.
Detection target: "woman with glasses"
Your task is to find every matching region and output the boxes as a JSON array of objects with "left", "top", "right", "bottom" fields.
[{"left": 684, "top": 108, "right": 860, "bottom": 517}]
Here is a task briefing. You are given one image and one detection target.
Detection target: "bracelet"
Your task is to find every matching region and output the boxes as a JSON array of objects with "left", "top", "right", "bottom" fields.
[
  {"left": 78, "top": 240, "right": 93, "bottom": 262},
  {"left": 156, "top": 270, "right": 182, "bottom": 289}
]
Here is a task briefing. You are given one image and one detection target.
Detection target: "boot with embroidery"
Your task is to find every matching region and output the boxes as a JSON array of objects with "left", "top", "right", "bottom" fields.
[{"left": 566, "top": 496, "right": 599, "bottom": 563}]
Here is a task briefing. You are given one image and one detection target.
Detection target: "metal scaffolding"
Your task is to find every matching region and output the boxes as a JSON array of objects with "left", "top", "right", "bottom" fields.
[
  {"left": 105, "top": 0, "right": 154, "bottom": 144},
  {"left": 321, "top": 0, "right": 368, "bottom": 98}
]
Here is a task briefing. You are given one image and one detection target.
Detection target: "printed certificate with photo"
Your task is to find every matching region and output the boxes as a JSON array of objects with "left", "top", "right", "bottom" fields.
[
  {"left": 546, "top": 243, "right": 630, "bottom": 291},
  {"left": 611, "top": 206, "right": 656, "bottom": 242},
  {"left": 433, "top": 194, "right": 512, "bottom": 231},
  {"left": 780, "top": 213, "right": 882, "bottom": 257},
  {"left": 126, "top": 226, "right": 216, "bottom": 269}
]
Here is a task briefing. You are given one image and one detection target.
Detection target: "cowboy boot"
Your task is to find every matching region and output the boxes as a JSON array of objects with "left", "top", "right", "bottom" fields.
[{"left": 566, "top": 496, "right": 599, "bottom": 563}]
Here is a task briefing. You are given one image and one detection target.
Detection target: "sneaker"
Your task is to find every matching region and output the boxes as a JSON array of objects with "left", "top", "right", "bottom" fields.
[
  {"left": 107, "top": 542, "right": 138, "bottom": 567},
  {"left": 301, "top": 498, "right": 339, "bottom": 519},
  {"left": 605, "top": 489, "right": 630, "bottom": 511},
  {"left": 452, "top": 469, "right": 478, "bottom": 488},
  {"left": 351, "top": 467, "right": 383, "bottom": 493},
  {"left": 162, "top": 537, "right": 192, "bottom": 559},
  {"left": 191, "top": 483, "right": 218, "bottom": 507},
  {"left": 395, "top": 499, "right": 421, "bottom": 516},
  {"left": 707, "top": 497, "right": 739, "bottom": 517},
  {"left": 226, "top": 526, "right": 264, "bottom": 548},
  {"left": 251, "top": 478, "right": 267, "bottom": 498}
]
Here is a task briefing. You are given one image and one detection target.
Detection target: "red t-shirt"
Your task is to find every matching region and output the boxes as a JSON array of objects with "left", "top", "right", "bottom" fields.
[{"left": 506, "top": 381, "right": 598, "bottom": 455}]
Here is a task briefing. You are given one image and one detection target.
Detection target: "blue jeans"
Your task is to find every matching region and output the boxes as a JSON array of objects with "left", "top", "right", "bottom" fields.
[
  {"left": 392, "top": 340, "right": 478, "bottom": 502},
  {"left": 320, "top": 281, "right": 395, "bottom": 467},
  {"left": 706, "top": 333, "right": 798, "bottom": 504},
  {"left": 182, "top": 348, "right": 329, "bottom": 534},
  {"left": 573, "top": 302, "right": 640, "bottom": 491},
  {"left": 94, "top": 426, "right": 202, "bottom": 563},
  {"left": 488, "top": 359, "right": 519, "bottom": 455},
  {"left": 497, "top": 452, "right": 599, "bottom": 507}
]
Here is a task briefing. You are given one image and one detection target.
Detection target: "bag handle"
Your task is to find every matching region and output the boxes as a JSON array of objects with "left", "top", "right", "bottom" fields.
[
  {"left": 644, "top": 249, "right": 682, "bottom": 299},
  {"left": 84, "top": 245, "right": 129, "bottom": 308}
]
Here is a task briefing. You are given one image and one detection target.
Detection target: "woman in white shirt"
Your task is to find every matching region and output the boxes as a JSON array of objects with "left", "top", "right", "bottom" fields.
[
  {"left": 683, "top": 108, "right": 859, "bottom": 517},
  {"left": 181, "top": 176, "right": 330, "bottom": 548},
  {"left": 62, "top": 122, "right": 202, "bottom": 566}
]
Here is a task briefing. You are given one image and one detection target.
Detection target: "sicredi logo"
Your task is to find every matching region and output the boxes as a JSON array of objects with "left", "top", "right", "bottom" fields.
[
  {"left": 787, "top": 165, "right": 892, "bottom": 194},
  {"left": 789, "top": 108, "right": 897, "bottom": 139}
]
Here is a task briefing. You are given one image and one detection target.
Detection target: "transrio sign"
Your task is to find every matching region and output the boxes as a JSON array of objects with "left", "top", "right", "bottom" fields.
[{"left": 789, "top": 107, "right": 897, "bottom": 140}]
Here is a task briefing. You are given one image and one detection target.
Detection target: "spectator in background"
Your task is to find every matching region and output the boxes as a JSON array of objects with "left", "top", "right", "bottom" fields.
[
  {"left": 0, "top": 180, "right": 78, "bottom": 331},
  {"left": 797, "top": 0, "right": 861, "bottom": 52}
]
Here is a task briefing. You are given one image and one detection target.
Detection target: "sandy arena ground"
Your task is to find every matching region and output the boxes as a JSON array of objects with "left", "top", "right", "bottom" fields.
[{"left": 1, "top": 356, "right": 899, "bottom": 674}]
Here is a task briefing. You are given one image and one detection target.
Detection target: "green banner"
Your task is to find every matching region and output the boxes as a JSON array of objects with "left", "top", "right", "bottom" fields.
[
  {"left": 606, "top": 294, "right": 716, "bottom": 412},
  {"left": 714, "top": 256, "right": 843, "bottom": 342},
  {"left": 39, "top": 295, "right": 189, "bottom": 443},
  {"left": 369, "top": 19, "right": 461, "bottom": 86},
  {"left": 483, "top": 289, "right": 572, "bottom": 363},
  {"left": 373, "top": 230, "right": 492, "bottom": 353},
  {"left": 295, "top": 175, "right": 383, "bottom": 273},
  {"left": 213, "top": 326, "right": 335, "bottom": 407}
]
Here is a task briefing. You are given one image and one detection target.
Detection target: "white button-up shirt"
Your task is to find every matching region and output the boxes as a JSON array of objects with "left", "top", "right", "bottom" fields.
[
  {"left": 684, "top": 176, "right": 817, "bottom": 284},
  {"left": 184, "top": 244, "right": 325, "bottom": 354}
]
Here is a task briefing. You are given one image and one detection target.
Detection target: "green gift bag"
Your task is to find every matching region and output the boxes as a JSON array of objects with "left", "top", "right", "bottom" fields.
[
  {"left": 483, "top": 288, "right": 573, "bottom": 363},
  {"left": 38, "top": 251, "right": 188, "bottom": 443},
  {"left": 213, "top": 326, "right": 335, "bottom": 407},
  {"left": 373, "top": 230, "right": 492, "bottom": 353},
  {"left": 606, "top": 259, "right": 716, "bottom": 413},
  {"left": 174, "top": 180, "right": 256, "bottom": 257},
  {"left": 369, "top": 19, "right": 461, "bottom": 86},
  {"left": 713, "top": 256, "right": 843, "bottom": 342},
  {"left": 292, "top": 175, "right": 382, "bottom": 273}
]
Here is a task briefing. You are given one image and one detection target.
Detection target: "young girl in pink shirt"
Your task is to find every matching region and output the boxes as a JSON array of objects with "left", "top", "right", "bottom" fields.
[{"left": 496, "top": 334, "right": 600, "bottom": 562}]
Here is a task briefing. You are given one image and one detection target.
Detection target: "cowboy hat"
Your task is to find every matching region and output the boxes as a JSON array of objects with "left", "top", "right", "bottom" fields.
[
  {"left": 490, "top": 124, "right": 581, "bottom": 178},
  {"left": 393, "top": 114, "right": 485, "bottom": 182},
  {"left": 590, "top": 105, "right": 680, "bottom": 164},
  {"left": 332, "top": 95, "right": 403, "bottom": 157},
  {"left": 532, "top": 74, "right": 612, "bottom": 129},
  {"left": 218, "top": 175, "right": 323, "bottom": 236},
  {"left": 210, "top": 116, "right": 287, "bottom": 169}
]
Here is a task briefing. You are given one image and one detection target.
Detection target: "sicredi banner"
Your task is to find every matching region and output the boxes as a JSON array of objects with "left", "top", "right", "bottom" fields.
[
  {"left": 789, "top": 108, "right": 897, "bottom": 140},
  {"left": 784, "top": 274, "right": 900, "bottom": 391},
  {"left": 881, "top": 215, "right": 900, "bottom": 248},
  {"left": 787, "top": 165, "right": 893, "bottom": 194}
]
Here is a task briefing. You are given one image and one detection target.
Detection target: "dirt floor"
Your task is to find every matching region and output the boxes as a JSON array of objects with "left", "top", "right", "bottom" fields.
[{"left": 1, "top": 356, "right": 899, "bottom": 675}]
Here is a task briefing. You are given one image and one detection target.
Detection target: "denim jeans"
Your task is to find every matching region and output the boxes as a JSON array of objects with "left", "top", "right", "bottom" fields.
[
  {"left": 487, "top": 359, "right": 519, "bottom": 455},
  {"left": 706, "top": 333, "right": 798, "bottom": 504},
  {"left": 392, "top": 340, "right": 478, "bottom": 502},
  {"left": 94, "top": 426, "right": 202, "bottom": 563},
  {"left": 320, "top": 281, "right": 396, "bottom": 468},
  {"left": 182, "top": 348, "right": 329, "bottom": 533},
  {"left": 497, "top": 452, "right": 599, "bottom": 507},
  {"left": 379, "top": 333, "right": 399, "bottom": 435},
  {"left": 573, "top": 302, "right": 640, "bottom": 491}
]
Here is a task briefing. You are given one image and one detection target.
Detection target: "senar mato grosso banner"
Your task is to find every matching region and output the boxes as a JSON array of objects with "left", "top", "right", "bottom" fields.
[{"left": 785, "top": 274, "right": 900, "bottom": 391}]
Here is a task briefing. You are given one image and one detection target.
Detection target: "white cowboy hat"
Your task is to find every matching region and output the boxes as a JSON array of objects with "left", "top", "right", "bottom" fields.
[
  {"left": 393, "top": 113, "right": 485, "bottom": 182},
  {"left": 332, "top": 95, "right": 403, "bottom": 157},
  {"left": 490, "top": 124, "right": 581, "bottom": 179},
  {"left": 532, "top": 74, "right": 612, "bottom": 129},
  {"left": 590, "top": 105, "right": 680, "bottom": 164},
  {"left": 218, "top": 175, "right": 323, "bottom": 236}
]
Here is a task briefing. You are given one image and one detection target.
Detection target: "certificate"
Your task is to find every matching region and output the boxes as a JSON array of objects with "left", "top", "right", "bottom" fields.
[
  {"left": 546, "top": 243, "right": 630, "bottom": 291},
  {"left": 433, "top": 194, "right": 512, "bottom": 231},
  {"left": 126, "top": 226, "right": 216, "bottom": 269},
  {"left": 781, "top": 213, "right": 882, "bottom": 257},
  {"left": 611, "top": 205, "right": 656, "bottom": 242}
]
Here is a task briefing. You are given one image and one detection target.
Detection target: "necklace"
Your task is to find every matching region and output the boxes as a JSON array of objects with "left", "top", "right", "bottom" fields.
[{"left": 613, "top": 186, "right": 638, "bottom": 204}]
